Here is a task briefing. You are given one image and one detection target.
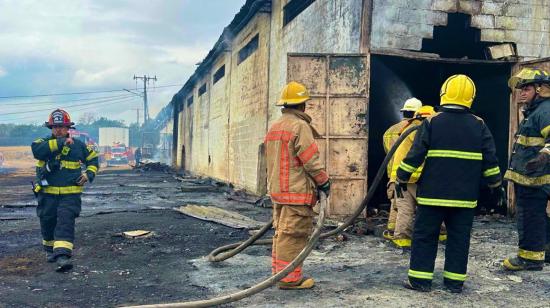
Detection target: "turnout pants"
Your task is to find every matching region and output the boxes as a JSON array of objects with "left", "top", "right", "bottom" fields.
[
  {"left": 394, "top": 184, "right": 417, "bottom": 239},
  {"left": 515, "top": 185, "right": 550, "bottom": 263},
  {"left": 272, "top": 203, "right": 314, "bottom": 283},
  {"left": 408, "top": 205, "right": 474, "bottom": 289},
  {"left": 386, "top": 182, "right": 398, "bottom": 231},
  {"left": 37, "top": 193, "right": 82, "bottom": 258}
]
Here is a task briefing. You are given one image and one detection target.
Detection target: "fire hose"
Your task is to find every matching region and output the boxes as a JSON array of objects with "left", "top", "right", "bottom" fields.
[{"left": 122, "top": 126, "right": 418, "bottom": 308}]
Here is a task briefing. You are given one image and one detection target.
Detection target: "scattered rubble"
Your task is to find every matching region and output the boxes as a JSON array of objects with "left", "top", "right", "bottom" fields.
[{"left": 175, "top": 204, "right": 265, "bottom": 229}]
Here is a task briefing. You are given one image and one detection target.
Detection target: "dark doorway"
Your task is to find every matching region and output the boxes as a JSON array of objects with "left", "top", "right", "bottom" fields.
[{"left": 368, "top": 54, "right": 513, "bottom": 214}]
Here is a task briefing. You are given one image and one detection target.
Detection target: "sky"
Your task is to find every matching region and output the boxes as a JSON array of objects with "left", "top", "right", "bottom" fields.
[{"left": 0, "top": 0, "right": 246, "bottom": 125}]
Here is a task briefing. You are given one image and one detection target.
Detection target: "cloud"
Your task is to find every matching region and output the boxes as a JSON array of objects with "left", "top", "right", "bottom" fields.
[{"left": 0, "top": 0, "right": 246, "bottom": 124}]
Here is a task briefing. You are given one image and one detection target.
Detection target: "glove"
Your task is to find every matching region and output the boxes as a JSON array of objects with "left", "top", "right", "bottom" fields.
[
  {"left": 318, "top": 180, "right": 331, "bottom": 197},
  {"left": 76, "top": 173, "right": 89, "bottom": 186},
  {"left": 395, "top": 181, "right": 407, "bottom": 199},
  {"left": 525, "top": 153, "right": 549, "bottom": 172},
  {"left": 490, "top": 185, "right": 507, "bottom": 208}
]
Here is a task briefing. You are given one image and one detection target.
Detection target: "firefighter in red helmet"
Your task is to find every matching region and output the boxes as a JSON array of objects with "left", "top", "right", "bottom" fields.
[{"left": 31, "top": 109, "right": 99, "bottom": 272}]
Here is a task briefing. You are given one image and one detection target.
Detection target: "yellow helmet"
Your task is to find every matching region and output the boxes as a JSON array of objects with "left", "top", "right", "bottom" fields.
[
  {"left": 414, "top": 105, "right": 435, "bottom": 118},
  {"left": 440, "top": 74, "right": 476, "bottom": 108},
  {"left": 401, "top": 97, "right": 422, "bottom": 112},
  {"left": 277, "top": 81, "right": 310, "bottom": 106},
  {"left": 508, "top": 68, "right": 550, "bottom": 89}
]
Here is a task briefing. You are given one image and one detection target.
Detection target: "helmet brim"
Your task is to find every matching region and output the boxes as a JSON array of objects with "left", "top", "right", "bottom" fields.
[{"left": 276, "top": 98, "right": 309, "bottom": 106}]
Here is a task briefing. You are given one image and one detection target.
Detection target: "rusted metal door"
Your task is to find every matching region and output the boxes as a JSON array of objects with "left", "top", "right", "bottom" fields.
[
  {"left": 508, "top": 58, "right": 550, "bottom": 216},
  {"left": 288, "top": 54, "right": 369, "bottom": 219}
]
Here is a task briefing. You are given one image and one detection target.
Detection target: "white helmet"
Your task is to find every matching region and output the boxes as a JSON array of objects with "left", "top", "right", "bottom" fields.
[{"left": 401, "top": 97, "right": 422, "bottom": 112}]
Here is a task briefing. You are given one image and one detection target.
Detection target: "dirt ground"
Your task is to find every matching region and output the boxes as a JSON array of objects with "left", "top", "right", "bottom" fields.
[{"left": 0, "top": 157, "right": 549, "bottom": 307}]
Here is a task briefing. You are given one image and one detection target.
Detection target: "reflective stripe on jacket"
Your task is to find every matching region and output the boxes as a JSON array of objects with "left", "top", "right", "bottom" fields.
[
  {"left": 265, "top": 109, "right": 328, "bottom": 206},
  {"left": 505, "top": 98, "right": 550, "bottom": 188},
  {"left": 383, "top": 119, "right": 411, "bottom": 177},
  {"left": 32, "top": 135, "right": 99, "bottom": 194},
  {"left": 396, "top": 107, "right": 501, "bottom": 208},
  {"left": 390, "top": 118, "right": 424, "bottom": 183}
]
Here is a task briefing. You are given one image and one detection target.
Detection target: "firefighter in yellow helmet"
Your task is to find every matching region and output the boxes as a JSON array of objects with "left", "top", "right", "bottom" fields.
[
  {"left": 503, "top": 68, "right": 550, "bottom": 271},
  {"left": 265, "top": 81, "right": 330, "bottom": 289},
  {"left": 382, "top": 97, "right": 422, "bottom": 240},
  {"left": 396, "top": 75, "right": 502, "bottom": 293},
  {"left": 31, "top": 109, "right": 99, "bottom": 272},
  {"left": 389, "top": 105, "right": 435, "bottom": 248}
]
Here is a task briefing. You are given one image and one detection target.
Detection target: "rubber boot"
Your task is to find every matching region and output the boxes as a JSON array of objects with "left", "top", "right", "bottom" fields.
[
  {"left": 503, "top": 256, "right": 543, "bottom": 271},
  {"left": 55, "top": 255, "right": 73, "bottom": 272},
  {"left": 383, "top": 229, "right": 394, "bottom": 241},
  {"left": 277, "top": 277, "right": 315, "bottom": 290},
  {"left": 46, "top": 252, "right": 56, "bottom": 263},
  {"left": 443, "top": 279, "right": 463, "bottom": 294},
  {"left": 392, "top": 237, "right": 411, "bottom": 249},
  {"left": 403, "top": 279, "right": 431, "bottom": 292}
]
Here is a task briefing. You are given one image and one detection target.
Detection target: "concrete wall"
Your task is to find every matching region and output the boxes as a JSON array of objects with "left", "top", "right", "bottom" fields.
[
  {"left": 208, "top": 53, "right": 232, "bottom": 182},
  {"left": 227, "top": 13, "right": 271, "bottom": 192},
  {"left": 176, "top": 107, "right": 184, "bottom": 168},
  {"left": 268, "top": 0, "right": 363, "bottom": 126},
  {"left": 371, "top": 0, "right": 550, "bottom": 59}
]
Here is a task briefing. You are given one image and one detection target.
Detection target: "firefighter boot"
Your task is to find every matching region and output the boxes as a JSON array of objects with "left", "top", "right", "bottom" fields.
[
  {"left": 545, "top": 245, "right": 550, "bottom": 264},
  {"left": 403, "top": 279, "right": 431, "bottom": 292},
  {"left": 392, "top": 237, "right": 412, "bottom": 249},
  {"left": 46, "top": 252, "right": 56, "bottom": 263},
  {"left": 55, "top": 255, "right": 73, "bottom": 272},
  {"left": 503, "top": 256, "right": 543, "bottom": 271},
  {"left": 278, "top": 277, "right": 315, "bottom": 290},
  {"left": 383, "top": 229, "right": 394, "bottom": 241}
]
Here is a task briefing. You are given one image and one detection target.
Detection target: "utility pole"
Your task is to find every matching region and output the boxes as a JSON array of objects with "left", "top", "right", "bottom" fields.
[
  {"left": 133, "top": 75, "right": 157, "bottom": 124},
  {"left": 134, "top": 108, "right": 141, "bottom": 127}
]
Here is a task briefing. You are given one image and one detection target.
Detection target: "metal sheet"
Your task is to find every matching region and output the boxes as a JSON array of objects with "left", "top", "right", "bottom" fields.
[
  {"left": 329, "top": 97, "right": 368, "bottom": 136},
  {"left": 305, "top": 98, "right": 326, "bottom": 135},
  {"left": 288, "top": 54, "right": 369, "bottom": 219}
]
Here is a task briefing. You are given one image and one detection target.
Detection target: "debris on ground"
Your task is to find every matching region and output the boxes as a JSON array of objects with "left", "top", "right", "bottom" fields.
[
  {"left": 113, "top": 230, "right": 155, "bottom": 239},
  {"left": 134, "top": 161, "right": 173, "bottom": 173},
  {"left": 175, "top": 204, "right": 265, "bottom": 229}
]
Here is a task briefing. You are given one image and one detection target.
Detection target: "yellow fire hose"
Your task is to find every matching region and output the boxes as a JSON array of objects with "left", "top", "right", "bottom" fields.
[{"left": 122, "top": 126, "right": 417, "bottom": 308}]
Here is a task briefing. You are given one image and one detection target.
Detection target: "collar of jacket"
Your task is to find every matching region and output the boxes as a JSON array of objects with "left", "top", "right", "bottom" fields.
[
  {"left": 438, "top": 105, "right": 469, "bottom": 113},
  {"left": 523, "top": 97, "right": 550, "bottom": 115},
  {"left": 281, "top": 108, "right": 322, "bottom": 137},
  {"left": 281, "top": 108, "right": 313, "bottom": 123}
]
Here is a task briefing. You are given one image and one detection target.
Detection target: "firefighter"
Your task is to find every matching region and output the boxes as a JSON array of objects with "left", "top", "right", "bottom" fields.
[
  {"left": 396, "top": 75, "right": 502, "bottom": 293},
  {"left": 503, "top": 68, "right": 550, "bottom": 271},
  {"left": 31, "top": 109, "right": 99, "bottom": 272},
  {"left": 265, "top": 81, "right": 330, "bottom": 289},
  {"left": 390, "top": 105, "right": 435, "bottom": 248},
  {"left": 382, "top": 98, "right": 422, "bottom": 240}
]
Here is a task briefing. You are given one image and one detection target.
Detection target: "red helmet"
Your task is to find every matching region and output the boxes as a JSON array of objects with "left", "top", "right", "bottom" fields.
[{"left": 45, "top": 109, "right": 75, "bottom": 128}]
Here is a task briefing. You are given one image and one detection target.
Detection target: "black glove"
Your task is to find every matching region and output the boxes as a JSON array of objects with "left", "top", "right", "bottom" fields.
[
  {"left": 395, "top": 181, "right": 407, "bottom": 198},
  {"left": 525, "top": 153, "right": 549, "bottom": 172},
  {"left": 490, "top": 185, "right": 507, "bottom": 208},
  {"left": 318, "top": 180, "right": 331, "bottom": 197}
]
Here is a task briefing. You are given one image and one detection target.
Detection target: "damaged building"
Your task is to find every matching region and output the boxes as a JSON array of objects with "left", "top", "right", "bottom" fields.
[{"left": 168, "top": 0, "right": 550, "bottom": 219}]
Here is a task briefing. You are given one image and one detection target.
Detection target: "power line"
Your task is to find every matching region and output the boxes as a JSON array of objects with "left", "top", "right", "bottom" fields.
[
  {"left": 0, "top": 95, "right": 136, "bottom": 116},
  {"left": 0, "top": 93, "right": 134, "bottom": 107},
  {"left": 0, "top": 84, "right": 182, "bottom": 99},
  {"left": 2, "top": 97, "right": 140, "bottom": 122}
]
